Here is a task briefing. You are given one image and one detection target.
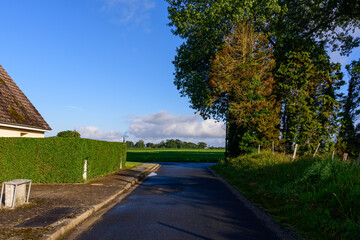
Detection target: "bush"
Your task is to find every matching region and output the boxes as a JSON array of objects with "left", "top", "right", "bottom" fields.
[
  {"left": 0, "top": 138, "right": 126, "bottom": 183},
  {"left": 57, "top": 130, "right": 81, "bottom": 138}
]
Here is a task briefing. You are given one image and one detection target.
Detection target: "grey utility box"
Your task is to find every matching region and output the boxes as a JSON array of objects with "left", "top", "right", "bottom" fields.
[{"left": 1, "top": 179, "right": 32, "bottom": 209}]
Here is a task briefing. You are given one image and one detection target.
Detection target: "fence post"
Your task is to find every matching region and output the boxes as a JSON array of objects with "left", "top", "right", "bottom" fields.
[
  {"left": 258, "top": 145, "right": 261, "bottom": 154},
  {"left": 292, "top": 144, "right": 298, "bottom": 161},
  {"left": 83, "top": 160, "right": 87, "bottom": 181},
  {"left": 272, "top": 141, "right": 274, "bottom": 154},
  {"left": 313, "top": 143, "right": 321, "bottom": 157},
  {"left": 332, "top": 151, "right": 335, "bottom": 160},
  {"left": 343, "top": 153, "right": 348, "bottom": 161},
  {"left": 120, "top": 155, "right": 123, "bottom": 169}
]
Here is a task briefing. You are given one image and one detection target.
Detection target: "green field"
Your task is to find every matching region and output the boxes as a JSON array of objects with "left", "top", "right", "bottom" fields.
[{"left": 127, "top": 149, "right": 225, "bottom": 162}]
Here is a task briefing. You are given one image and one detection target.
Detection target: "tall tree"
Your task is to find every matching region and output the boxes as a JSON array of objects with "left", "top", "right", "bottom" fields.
[
  {"left": 339, "top": 59, "right": 360, "bottom": 155},
  {"left": 276, "top": 45, "right": 343, "bottom": 153},
  {"left": 209, "top": 21, "right": 279, "bottom": 155},
  {"left": 135, "top": 140, "right": 145, "bottom": 148},
  {"left": 126, "top": 141, "right": 134, "bottom": 148},
  {"left": 167, "top": 0, "right": 359, "bottom": 156},
  {"left": 167, "top": 0, "right": 359, "bottom": 119}
]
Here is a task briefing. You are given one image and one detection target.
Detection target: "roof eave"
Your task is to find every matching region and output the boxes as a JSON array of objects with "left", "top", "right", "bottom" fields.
[{"left": 0, "top": 122, "right": 52, "bottom": 132}]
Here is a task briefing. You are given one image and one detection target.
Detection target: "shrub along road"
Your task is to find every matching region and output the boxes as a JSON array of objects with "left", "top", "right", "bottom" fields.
[{"left": 75, "top": 163, "right": 291, "bottom": 240}]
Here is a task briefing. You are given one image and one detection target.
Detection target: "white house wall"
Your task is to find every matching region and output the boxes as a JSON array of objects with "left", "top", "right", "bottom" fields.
[{"left": 0, "top": 126, "right": 44, "bottom": 138}]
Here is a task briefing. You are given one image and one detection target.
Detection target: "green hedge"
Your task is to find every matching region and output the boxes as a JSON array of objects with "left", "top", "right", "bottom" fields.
[{"left": 0, "top": 138, "right": 126, "bottom": 183}]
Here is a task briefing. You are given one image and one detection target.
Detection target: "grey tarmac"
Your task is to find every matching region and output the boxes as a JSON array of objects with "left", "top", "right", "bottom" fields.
[{"left": 75, "top": 162, "right": 291, "bottom": 240}]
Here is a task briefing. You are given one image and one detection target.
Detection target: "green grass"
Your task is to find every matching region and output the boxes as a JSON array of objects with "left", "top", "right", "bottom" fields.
[
  {"left": 125, "top": 161, "right": 141, "bottom": 169},
  {"left": 213, "top": 152, "right": 360, "bottom": 240},
  {"left": 127, "top": 148, "right": 225, "bottom": 162}
]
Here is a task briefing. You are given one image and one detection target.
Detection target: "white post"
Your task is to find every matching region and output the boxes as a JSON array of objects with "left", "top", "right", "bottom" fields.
[
  {"left": 272, "top": 141, "right": 274, "bottom": 154},
  {"left": 343, "top": 153, "right": 348, "bottom": 161},
  {"left": 313, "top": 143, "right": 320, "bottom": 157},
  {"left": 258, "top": 145, "right": 260, "bottom": 154},
  {"left": 332, "top": 151, "right": 335, "bottom": 160},
  {"left": 83, "top": 160, "right": 87, "bottom": 181},
  {"left": 120, "top": 155, "right": 123, "bottom": 169},
  {"left": 292, "top": 144, "right": 298, "bottom": 161}
]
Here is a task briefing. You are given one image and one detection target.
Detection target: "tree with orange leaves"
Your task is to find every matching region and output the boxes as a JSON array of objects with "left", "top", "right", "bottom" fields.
[{"left": 209, "top": 21, "right": 280, "bottom": 156}]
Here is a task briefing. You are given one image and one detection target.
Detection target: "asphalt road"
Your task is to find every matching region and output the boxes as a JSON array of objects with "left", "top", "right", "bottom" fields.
[{"left": 77, "top": 162, "right": 279, "bottom": 240}]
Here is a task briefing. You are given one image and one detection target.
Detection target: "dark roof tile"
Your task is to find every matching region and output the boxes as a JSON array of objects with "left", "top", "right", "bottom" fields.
[{"left": 0, "top": 65, "right": 51, "bottom": 131}]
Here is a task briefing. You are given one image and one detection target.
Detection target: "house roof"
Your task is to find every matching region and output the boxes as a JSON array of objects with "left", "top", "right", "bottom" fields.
[{"left": 0, "top": 65, "right": 51, "bottom": 131}]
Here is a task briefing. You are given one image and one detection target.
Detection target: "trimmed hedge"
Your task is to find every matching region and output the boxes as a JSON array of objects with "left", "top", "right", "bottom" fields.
[
  {"left": 57, "top": 130, "right": 81, "bottom": 138},
  {"left": 0, "top": 138, "right": 126, "bottom": 183}
]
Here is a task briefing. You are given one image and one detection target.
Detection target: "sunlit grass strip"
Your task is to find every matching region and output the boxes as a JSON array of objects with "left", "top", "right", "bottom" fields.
[
  {"left": 213, "top": 152, "right": 360, "bottom": 240},
  {"left": 125, "top": 161, "right": 141, "bottom": 169}
]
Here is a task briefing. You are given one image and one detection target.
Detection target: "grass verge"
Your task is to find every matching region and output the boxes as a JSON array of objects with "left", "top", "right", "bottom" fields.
[
  {"left": 212, "top": 151, "right": 360, "bottom": 240},
  {"left": 127, "top": 149, "right": 225, "bottom": 162},
  {"left": 125, "top": 161, "right": 141, "bottom": 169}
]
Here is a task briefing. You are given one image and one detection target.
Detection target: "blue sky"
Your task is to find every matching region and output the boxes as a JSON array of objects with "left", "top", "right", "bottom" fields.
[
  {"left": 0, "top": 0, "right": 226, "bottom": 146},
  {"left": 0, "top": 1, "right": 358, "bottom": 146}
]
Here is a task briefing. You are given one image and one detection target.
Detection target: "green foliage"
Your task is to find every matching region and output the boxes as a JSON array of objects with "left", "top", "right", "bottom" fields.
[
  {"left": 0, "top": 138, "right": 126, "bottom": 183},
  {"left": 134, "top": 140, "right": 145, "bottom": 148},
  {"left": 134, "top": 139, "right": 213, "bottom": 149},
  {"left": 276, "top": 47, "right": 344, "bottom": 153},
  {"left": 57, "top": 130, "right": 81, "bottom": 138},
  {"left": 127, "top": 149, "right": 224, "bottom": 163},
  {"left": 167, "top": 0, "right": 359, "bottom": 119},
  {"left": 209, "top": 21, "right": 280, "bottom": 155},
  {"left": 126, "top": 141, "right": 134, "bottom": 148},
  {"left": 213, "top": 152, "right": 360, "bottom": 239},
  {"left": 339, "top": 59, "right": 360, "bottom": 156},
  {"left": 167, "top": 0, "right": 359, "bottom": 157}
]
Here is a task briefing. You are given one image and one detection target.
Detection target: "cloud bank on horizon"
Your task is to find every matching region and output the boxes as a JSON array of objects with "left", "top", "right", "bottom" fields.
[
  {"left": 75, "top": 111, "right": 226, "bottom": 146},
  {"left": 75, "top": 126, "right": 125, "bottom": 142},
  {"left": 128, "top": 111, "right": 225, "bottom": 139}
]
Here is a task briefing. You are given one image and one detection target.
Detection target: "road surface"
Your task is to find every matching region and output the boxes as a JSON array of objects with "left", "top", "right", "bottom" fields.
[{"left": 77, "top": 162, "right": 278, "bottom": 240}]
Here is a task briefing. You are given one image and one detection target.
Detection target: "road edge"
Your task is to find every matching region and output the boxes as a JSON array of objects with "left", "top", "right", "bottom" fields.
[
  {"left": 43, "top": 164, "right": 161, "bottom": 240},
  {"left": 207, "top": 166, "right": 300, "bottom": 240}
]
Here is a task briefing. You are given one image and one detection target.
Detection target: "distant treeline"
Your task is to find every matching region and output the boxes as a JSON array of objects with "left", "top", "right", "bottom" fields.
[{"left": 126, "top": 139, "right": 223, "bottom": 149}]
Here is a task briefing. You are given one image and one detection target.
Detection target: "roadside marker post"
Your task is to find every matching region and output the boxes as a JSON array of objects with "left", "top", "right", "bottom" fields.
[
  {"left": 120, "top": 155, "right": 123, "bottom": 169},
  {"left": 332, "top": 151, "right": 335, "bottom": 160},
  {"left": 292, "top": 144, "right": 298, "bottom": 161},
  {"left": 83, "top": 160, "right": 87, "bottom": 181},
  {"left": 343, "top": 153, "right": 348, "bottom": 161},
  {"left": 313, "top": 143, "right": 320, "bottom": 157}
]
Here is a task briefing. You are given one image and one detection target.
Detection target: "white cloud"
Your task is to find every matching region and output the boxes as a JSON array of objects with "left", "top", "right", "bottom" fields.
[
  {"left": 128, "top": 111, "right": 226, "bottom": 140},
  {"left": 75, "top": 126, "right": 125, "bottom": 142},
  {"left": 100, "top": 0, "right": 155, "bottom": 27}
]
